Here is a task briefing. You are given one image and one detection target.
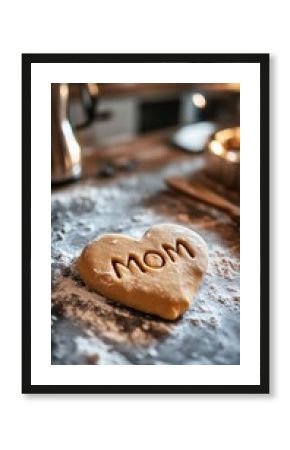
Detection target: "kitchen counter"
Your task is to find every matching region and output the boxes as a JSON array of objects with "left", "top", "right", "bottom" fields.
[{"left": 51, "top": 129, "right": 240, "bottom": 365}]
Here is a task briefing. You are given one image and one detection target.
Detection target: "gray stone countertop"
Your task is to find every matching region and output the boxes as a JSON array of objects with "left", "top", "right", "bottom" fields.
[{"left": 51, "top": 150, "right": 240, "bottom": 365}]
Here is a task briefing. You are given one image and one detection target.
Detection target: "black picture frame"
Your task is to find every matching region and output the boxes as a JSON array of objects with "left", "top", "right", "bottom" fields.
[{"left": 22, "top": 53, "right": 269, "bottom": 394}]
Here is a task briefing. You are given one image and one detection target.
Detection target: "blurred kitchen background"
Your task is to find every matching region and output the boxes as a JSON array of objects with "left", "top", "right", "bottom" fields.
[
  {"left": 71, "top": 83, "right": 239, "bottom": 144},
  {"left": 52, "top": 83, "right": 240, "bottom": 184}
]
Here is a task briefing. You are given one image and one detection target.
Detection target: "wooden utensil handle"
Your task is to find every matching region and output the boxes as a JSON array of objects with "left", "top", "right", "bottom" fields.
[{"left": 166, "top": 177, "right": 240, "bottom": 221}]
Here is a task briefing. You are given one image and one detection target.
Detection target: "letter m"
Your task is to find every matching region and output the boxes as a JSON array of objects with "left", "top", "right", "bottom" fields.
[
  {"left": 162, "top": 239, "right": 195, "bottom": 262},
  {"left": 111, "top": 254, "right": 145, "bottom": 278}
]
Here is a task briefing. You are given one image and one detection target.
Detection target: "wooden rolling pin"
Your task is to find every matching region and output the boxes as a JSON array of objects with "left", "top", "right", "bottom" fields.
[{"left": 166, "top": 177, "right": 240, "bottom": 222}]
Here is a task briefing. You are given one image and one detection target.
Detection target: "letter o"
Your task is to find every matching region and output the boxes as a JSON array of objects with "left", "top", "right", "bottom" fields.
[{"left": 143, "top": 252, "right": 165, "bottom": 269}]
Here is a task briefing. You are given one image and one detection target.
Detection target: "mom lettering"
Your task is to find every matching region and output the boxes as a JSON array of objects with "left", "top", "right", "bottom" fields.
[{"left": 111, "top": 239, "right": 195, "bottom": 278}]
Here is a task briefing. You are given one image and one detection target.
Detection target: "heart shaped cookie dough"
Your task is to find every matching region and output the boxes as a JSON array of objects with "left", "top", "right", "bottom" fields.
[{"left": 78, "top": 224, "right": 208, "bottom": 320}]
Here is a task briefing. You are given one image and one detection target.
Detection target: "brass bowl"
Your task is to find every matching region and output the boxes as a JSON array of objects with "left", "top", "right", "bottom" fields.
[{"left": 206, "top": 126, "right": 240, "bottom": 190}]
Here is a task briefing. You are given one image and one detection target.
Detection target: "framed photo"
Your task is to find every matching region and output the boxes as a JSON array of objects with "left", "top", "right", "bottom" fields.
[{"left": 22, "top": 53, "right": 269, "bottom": 394}]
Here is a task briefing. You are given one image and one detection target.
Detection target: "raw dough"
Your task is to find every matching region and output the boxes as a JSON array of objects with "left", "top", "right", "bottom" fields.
[{"left": 78, "top": 224, "right": 208, "bottom": 320}]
